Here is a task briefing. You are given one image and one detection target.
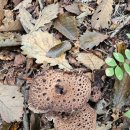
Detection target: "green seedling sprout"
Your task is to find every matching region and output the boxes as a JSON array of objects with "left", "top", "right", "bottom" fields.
[{"left": 105, "top": 49, "right": 130, "bottom": 80}]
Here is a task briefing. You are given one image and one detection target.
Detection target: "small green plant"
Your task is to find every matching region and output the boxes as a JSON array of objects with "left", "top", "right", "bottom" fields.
[
  {"left": 124, "top": 109, "right": 130, "bottom": 119},
  {"left": 105, "top": 49, "right": 130, "bottom": 80}
]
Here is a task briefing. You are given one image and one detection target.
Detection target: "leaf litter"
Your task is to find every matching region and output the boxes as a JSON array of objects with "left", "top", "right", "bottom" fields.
[{"left": 0, "top": 0, "right": 130, "bottom": 129}]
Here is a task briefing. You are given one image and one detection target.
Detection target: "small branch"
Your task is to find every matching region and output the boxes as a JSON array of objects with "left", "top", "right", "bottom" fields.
[{"left": 110, "top": 15, "right": 130, "bottom": 38}]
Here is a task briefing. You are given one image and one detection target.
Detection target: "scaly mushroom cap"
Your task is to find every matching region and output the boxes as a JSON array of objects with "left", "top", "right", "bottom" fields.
[
  {"left": 53, "top": 103, "right": 97, "bottom": 130},
  {"left": 28, "top": 70, "right": 91, "bottom": 113}
]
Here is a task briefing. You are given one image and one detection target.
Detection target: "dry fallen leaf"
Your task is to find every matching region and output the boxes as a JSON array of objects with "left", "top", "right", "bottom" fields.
[
  {"left": 21, "top": 31, "right": 72, "bottom": 70},
  {"left": 0, "top": 0, "right": 8, "bottom": 8},
  {"left": 0, "top": 10, "right": 23, "bottom": 32},
  {"left": 0, "top": 32, "right": 21, "bottom": 47},
  {"left": 76, "top": 52, "right": 104, "bottom": 70},
  {"left": 0, "top": 51, "right": 15, "bottom": 61},
  {"left": 33, "top": 3, "right": 59, "bottom": 31},
  {"left": 0, "top": 83, "right": 24, "bottom": 123},
  {"left": 91, "top": 0, "right": 113, "bottom": 30},
  {"left": 0, "top": 8, "right": 4, "bottom": 26},
  {"left": 76, "top": 3, "right": 94, "bottom": 24},
  {"left": 64, "top": 3, "right": 81, "bottom": 15},
  {"left": 18, "top": 8, "right": 35, "bottom": 33},
  {"left": 81, "top": 0, "right": 96, "bottom": 2},
  {"left": 14, "top": 0, "right": 32, "bottom": 10},
  {"left": 46, "top": 41, "right": 72, "bottom": 58},
  {"left": 80, "top": 31, "right": 108, "bottom": 49},
  {"left": 96, "top": 121, "right": 112, "bottom": 130},
  {"left": 54, "top": 15, "right": 79, "bottom": 40}
]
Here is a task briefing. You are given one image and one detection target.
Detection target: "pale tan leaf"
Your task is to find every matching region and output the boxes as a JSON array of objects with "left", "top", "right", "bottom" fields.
[
  {"left": 78, "top": 3, "right": 94, "bottom": 13},
  {"left": 0, "top": 32, "right": 21, "bottom": 47},
  {"left": 77, "top": 4, "right": 94, "bottom": 25},
  {"left": 33, "top": 3, "right": 59, "bottom": 31},
  {"left": 21, "top": 31, "right": 72, "bottom": 70},
  {"left": 54, "top": 15, "right": 79, "bottom": 40},
  {"left": 0, "top": 0, "right": 8, "bottom": 8},
  {"left": 0, "top": 83, "right": 24, "bottom": 123},
  {"left": 91, "top": 0, "right": 113, "bottom": 30},
  {"left": 0, "top": 8, "right": 4, "bottom": 26},
  {"left": 65, "top": 3, "right": 81, "bottom": 15},
  {"left": 0, "top": 10, "right": 23, "bottom": 32},
  {"left": 18, "top": 8, "right": 35, "bottom": 33},
  {"left": 76, "top": 53, "right": 104, "bottom": 70},
  {"left": 80, "top": 31, "right": 108, "bottom": 49},
  {"left": 14, "top": 0, "right": 32, "bottom": 10}
]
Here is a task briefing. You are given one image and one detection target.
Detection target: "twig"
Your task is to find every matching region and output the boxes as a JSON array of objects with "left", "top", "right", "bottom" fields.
[{"left": 110, "top": 15, "right": 130, "bottom": 38}]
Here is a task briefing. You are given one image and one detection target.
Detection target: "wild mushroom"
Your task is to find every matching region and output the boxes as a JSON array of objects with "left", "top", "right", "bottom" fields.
[
  {"left": 53, "top": 103, "right": 97, "bottom": 130},
  {"left": 28, "top": 70, "right": 91, "bottom": 113}
]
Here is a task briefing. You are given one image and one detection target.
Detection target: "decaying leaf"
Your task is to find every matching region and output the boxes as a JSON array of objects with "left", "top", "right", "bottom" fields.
[
  {"left": 18, "top": 8, "right": 35, "bottom": 33},
  {"left": 76, "top": 52, "right": 104, "bottom": 70},
  {"left": 78, "top": 3, "right": 94, "bottom": 13},
  {"left": 0, "top": 10, "right": 23, "bottom": 32},
  {"left": 0, "top": 0, "right": 8, "bottom": 8},
  {"left": 46, "top": 41, "right": 72, "bottom": 58},
  {"left": 54, "top": 15, "right": 79, "bottom": 40},
  {"left": 80, "top": 31, "right": 108, "bottom": 49},
  {"left": 0, "top": 83, "right": 24, "bottom": 123},
  {"left": 64, "top": 3, "right": 81, "bottom": 15},
  {"left": 0, "top": 51, "right": 15, "bottom": 61},
  {"left": 96, "top": 121, "right": 112, "bottom": 130},
  {"left": 76, "top": 4, "right": 94, "bottom": 24},
  {"left": 21, "top": 31, "right": 72, "bottom": 70},
  {"left": 0, "top": 8, "right": 4, "bottom": 26},
  {"left": 81, "top": 0, "right": 96, "bottom": 2},
  {"left": 14, "top": 0, "right": 32, "bottom": 10},
  {"left": 91, "top": 0, "right": 113, "bottom": 30},
  {"left": 33, "top": 3, "right": 59, "bottom": 31},
  {"left": 0, "top": 32, "right": 21, "bottom": 47}
]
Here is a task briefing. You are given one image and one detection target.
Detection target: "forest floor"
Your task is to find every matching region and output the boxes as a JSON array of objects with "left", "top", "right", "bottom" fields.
[{"left": 0, "top": 0, "right": 130, "bottom": 130}]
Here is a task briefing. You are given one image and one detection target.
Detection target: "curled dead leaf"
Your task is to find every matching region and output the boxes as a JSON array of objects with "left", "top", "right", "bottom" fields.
[
  {"left": 18, "top": 8, "right": 35, "bottom": 33},
  {"left": 46, "top": 41, "right": 72, "bottom": 58}
]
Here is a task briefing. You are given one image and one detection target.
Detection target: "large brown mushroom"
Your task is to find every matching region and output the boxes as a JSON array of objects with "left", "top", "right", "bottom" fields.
[
  {"left": 28, "top": 70, "right": 91, "bottom": 113},
  {"left": 53, "top": 103, "right": 97, "bottom": 130}
]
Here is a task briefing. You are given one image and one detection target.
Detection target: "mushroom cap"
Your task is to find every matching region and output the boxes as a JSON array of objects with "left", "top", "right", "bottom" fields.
[
  {"left": 53, "top": 103, "right": 97, "bottom": 130},
  {"left": 28, "top": 70, "right": 91, "bottom": 113}
]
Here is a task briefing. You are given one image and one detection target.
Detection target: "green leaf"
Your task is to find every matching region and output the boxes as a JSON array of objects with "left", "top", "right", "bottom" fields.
[
  {"left": 126, "top": 33, "right": 130, "bottom": 39},
  {"left": 125, "top": 49, "right": 130, "bottom": 60},
  {"left": 113, "top": 52, "right": 124, "bottom": 62},
  {"left": 115, "top": 65, "right": 123, "bottom": 80},
  {"left": 124, "top": 63, "right": 130, "bottom": 75},
  {"left": 105, "top": 68, "right": 114, "bottom": 77},
  {"left": 105, "top": 57, "right": 117, "bottom": 67},
  {"left": 124, "top": 109, "right": 130, "bottom": 118}
]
